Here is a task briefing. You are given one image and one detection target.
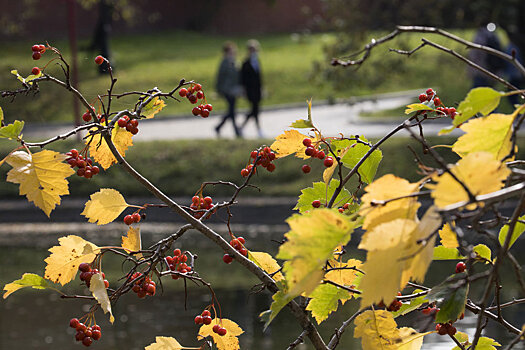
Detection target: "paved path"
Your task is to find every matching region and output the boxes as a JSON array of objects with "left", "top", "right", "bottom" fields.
[{"left": 22, "top": 90, "right": 462, "bottom": 142}]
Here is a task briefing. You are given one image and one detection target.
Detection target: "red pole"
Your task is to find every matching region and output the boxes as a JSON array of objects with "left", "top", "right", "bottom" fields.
[{"left": 67, "top": 0, "right": 81, "bottom": 136}]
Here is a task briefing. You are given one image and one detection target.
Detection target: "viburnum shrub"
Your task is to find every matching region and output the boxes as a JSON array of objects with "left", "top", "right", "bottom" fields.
[{"left": 1, "top": 30, "right": 525, "bottom": 349}]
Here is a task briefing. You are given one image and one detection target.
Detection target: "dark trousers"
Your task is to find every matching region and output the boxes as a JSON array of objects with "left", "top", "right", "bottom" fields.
[
  {"left": 242, "top": 99, "right": 260, "bottom": 130},
  {"left": 216, "top": 95, "right": 241, "bottom": 136}
]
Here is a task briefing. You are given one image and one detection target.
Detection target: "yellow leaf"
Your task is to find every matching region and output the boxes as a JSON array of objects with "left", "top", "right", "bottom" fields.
[
  {"left": 6, "top": 150, "right": 74, "bottom": 217},
  {"left": 438, "top": 223, "right": 459, "bottom": 248},
  {"left": 142, "top": 97, "right": 166, "bottom": 119},
  {"left": 249, "top": 251, "right": 284, "bottom": 282},
  {"left": 359, "top": 219, "right": 416, "bottom": 251},
  {"left": 322, "top": 146, "right": 350, "bottom": 183},
  {"left": 145, "top": 336, "right": 184, "bottom": 350},
  {"left": 44, "top": 235, "right": 99, "bottom": 285},
  {"left": 429, "top": 152, "right": 510, "bottom": 209},
  {"left": 360, "top": 174, "right": 420, "bottom": 231},
  {"left": 277, "top": 209, "right": 354, "bottom": 296},
  {"left": 325, "top": 258, "right": 363, "bottom": 287},
  {"left": 271, "top": 130, "right": 314, "bottom": 159},
  {"left": 405, "top": 103, "right": 434, "bottom": 115},
  {"left": 198, "top": 318, "right": 244, "bottom": 350},
  {"left": 89, "top": 273, "right": 114, "bottom": 323},
  {"left": 3, "top": 273, "right": 48, "bottom": 299},
  {"left": 122, "top": 226, "right": 142, "bottom": 258},
  {"left": 306, "top": 283, "right": 351, "bottom": 324},
  {"left": 452, "top": 113, "right": 514, "bottom": 160},
  {"left": 88, "top": 126, "right": 133, "bottom": 170},
  {"left": 354, "top": 310, "right": 426, "bottom": 350},
  {"left": 81, "top": 188, "right": 129, "bottom": 225}
]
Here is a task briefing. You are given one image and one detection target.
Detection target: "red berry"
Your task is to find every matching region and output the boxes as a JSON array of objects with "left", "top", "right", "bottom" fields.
[
  {"left": 192, "top": 107, "right": 202, "bottom": 116},
  {"left": 84, "top": 170, "right": 93, "bottom": 179},
  {"left": 117, "top": 118, "right": 127, "bottom": 128},
  {"left": 132, "top": 213, "right": 141, "bottom": 223},
  {"left": 202, "top": 316, "right": 212, "bottom": 325},
  {"left": 201, "top": 109, "right": 210, "bottom": 118},
  {"left": 436, "top": 324, "right": 447, "bottom": 335},
  {"left": 204, "top": 196, "right": 213, "bottom": 205},
  {"left": 38, "top": 44, "right": 46, "bottom": 53},
  {"left": 241, "top": 168, "right": 250, "bottom": 177},
  {"left": 239, "top": 247, "right": 248, "bottom": 256},
  {"left": 194, "top": 83, "right": 202, "bottom": 91},
  {"left": 104, "top": 280, "right": 109, "bottom": 288},
  {"left": 174, "top": 248, "right": 181, "bottom": 256},
  {"left": 179, "top": 88, "right": 188, "bottom": 97},
  {"left": 32, "top": 45, "right": 40, "bottom": 52},
  {"left": 124, "top": 215, "right": 134, "bottom": 225},
  {"left": 70, "top": 318, "right": 80, "bottom": 328},
  {"left": 76, "top": 168, "right": 85, "bottom": 177},
  {"left": 312, "top": 200, "right": 321, "bottom": 208},
  {"left": 316, "top": 151, "right": 326, "bottom": 160},
  {"left": 213, "top": 324, "right": 221, "bottom": 333},
  {"left": 305, "top": 147, "right": 316, "bottom": 156},
  {"left": 91, "top": 166, "right": 100, "bottom": 175},
  {"left": 455, "top": 262, "right": 466, "bottom": 273},
  {"left": 217, "top": 327, "right": 227, "bottom": 336},
  {"left": 303, "top": 138, "right": 312, "bottom": 147},
  {"left": 82, "top": 112, "right": 92, "bottom": 122},
  {"left": 31, "top": 67, "right": 40, "bottom": 75},
  {"left": 201, "top": 310, "right": 211, "bottom": 317},
  {"left": 434, "top": 97, "right": 441, "bottom": 106},
  {"left": 75, "top": 331, "right": 86, "bottom": 341},
  {"left": 223, "top": 254, "right": 233, "bottom": 264},
  {"left": 196, "top": 91, "right": 204, "bottom": 99},
  {"left": 129, "top": 119, "right": 139, "bottom": 128},
  {"left": 70, "top": 149, "right": 79, "bottom": 157},
  {"left": 447, "top": 325, "right": 457, "bottom": 336},
  {"left": 78, "top": 263, "right": 91, "bottom": 272},
  {"left": 130, "top": 126, "right": 139, "bottom": 135},
  {"left": 237, "top": 237, "right": 245, "bottom": 244},
  {"left": 91, "top": 330, "right": 101, "bottom": 340},
  {"left": 188, "top": 94, "right": 198, "bottom": 104},
  {"left": 32, "top": 51, "right": 41, "bottom": 60},
  {"left": 418, "top": 94, "right": 427, "bottom": 102},
  {"left": 426, "top": 88, "right": 434, "bottom": 95},
  {"left": 82, "top": 336, "right": 93, "bottom": 346},
  {"left": 195, "top": 315, "right": 203, "bottom": 324},
  {"left": 204, "top": 104, "right": 213, "bottom": 111},
  {"left": 231, "top": 238, "right": 241, "bottom": 249},
  {"left": 137, "top": 290, "right": 147, "bottom": 298},
  {"left": 267, "top": 163, "right": 276, "bottom": 172},
  {"left": 302, "top": 164, "right": 311, "bottom": 174},
  {"left": 146, "top": 284, "right": 156, "bottom": 295},
  {"left": 94, "top": 55, "right": 105, "bottom": 65},
  {"left": 324, "top": 156, "right": 334, "bottom": 167}
]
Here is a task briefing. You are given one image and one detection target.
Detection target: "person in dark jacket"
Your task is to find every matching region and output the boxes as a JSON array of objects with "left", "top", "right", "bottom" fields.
[
  {"left": 215, "top": 41, "right": 242, "bottom": 137},
  {"left": 240, "top": 39, "right": 263, "bottom": 137}
]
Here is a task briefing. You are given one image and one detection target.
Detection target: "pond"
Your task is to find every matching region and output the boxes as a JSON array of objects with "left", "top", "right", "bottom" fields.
[{"left": 1, "top": 222, "right": 524, "bottom": 349}]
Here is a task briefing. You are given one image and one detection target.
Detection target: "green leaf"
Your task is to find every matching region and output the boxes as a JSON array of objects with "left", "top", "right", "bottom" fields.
[
  {"left": 0, "top": 106, "right": 4, "bottom": 125},
  {"left": 391, "top": 289, "right": 427, "bottom": 318},
  {"left": 290, "top": 119, "right": 313, "bottom": 128},
  {"left": 295, "top": 179, "right": 352, "bottom": 213},
  {"left": 498, "top": 215, "right": 525, "bottom": 250},
  {"left": 0, "top": 120, "right": 24, "bottom": 139},
  {"left": 473, "top": 244, "right": 492, "bottom": 262},
  {"left": 426, "top": 273, "right": 468, "bottom": 323},
  {"left": 451, "top": 333, "right": 501, "bottom": 350},
  {"left": 260, "top": 289, "right": 294, "bottom": 330},
  {"left": 455, "top": 87, "right": 503, "bottom": 126},
  {"left": 405, "top": 103, "right": 435, "bottom": 114},
  {"left": 277, "top": 209, "right": 354, "bottom": 296},
  {"left": 433, "top": 246, "right": 465, "bottom": 260},
  {"left": 3, "top": 273, "right": 49, "bottom": 299},
  {"left": 306, "top": 283, "right": 350, "bottom": 324},
  {"left": 332, "top": 138, "right": 383, "bottom": 184}
]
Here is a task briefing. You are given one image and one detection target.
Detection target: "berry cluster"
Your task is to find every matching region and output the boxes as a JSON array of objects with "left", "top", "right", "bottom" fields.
[
  {"left": 223, "top": 237, "right": 247, "bottom": 264},
  {"left": 78, "top": 263, "right": 108, "bottom": 288},
  {"left": 241, "top": 147, "right": 276, "bottom": 177},
  {"left": 302, "top": 138, "right": 333, "bottom": 173},
  {"left": 455, "top": 262, "right": 466, "bottom": 273},
  {"left": 192, "top": 103, "right": 213, "bottom": 118},
  {"left": 69, "top": 319, "right": 102, "bottom": 347},
  {"left": 194, "top": 309, "right": 212, "bottom": 325},
  {"left": 190, "top": 195, "right": 215, "bottom": 219},
  {"left": 435, "top": 322, "right": 457, "bottom": 336},
  {"left": 130, "top": 272, "right": 156, "bottom": 298},
  {"left": 117, "top": 115, "right": 140, "bottom": 135},
  {"left": 31, "top": 44, "right": 46, "bottom": 60},
  {"left": 167, "top": 248, "right": 192, "bottom": 279},
  {"left": 66, "top": 149, "right": 100, "bottom": 179},
  {"left": 123, "top": 212, "right": 141, "bottom": 225},
  {"left": 421, "top": 306, "right": 439, "bottom": 316},
  {"left": 418, "top": 88, "right": 457, "bottom": 119},
  {"left": 437, "top": 106, "right": 457, "bottom": 119},
  {"left": 337, "top": 202, "right": 352, "bottom": 213},
  {"left": 377, "top": 292, "right": 403, "bottom": 311}
]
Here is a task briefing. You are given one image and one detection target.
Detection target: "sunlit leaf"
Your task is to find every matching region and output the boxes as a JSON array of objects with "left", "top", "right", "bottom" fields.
[
  {"left": 455, "top": 87, "right": 503, "bottom": 125},
  {"left": 249, "top": 251, "right": 284, "bottom": 282},
  {"left": 122, "top": 226, "right": 142, "bottom": 258},
  {"left": 498, "top": 215, "right": 525, "bottom": 250},
  {"left": 0, "top": 120, "right": 24, "bottom": 139},
  {"left": 277, "top": 209, "right": 354, "bottom": 296},
  {"left": 473, "top": 244, "right": 492, "bottom": 262},
  {"left": 81, "top": 188, "right": 129, "bottom": 225},
  {"left": 6, "top": 150, "right": 74, "bottom": 217},
  {"left": 405, "top": 103, "right": 434, "bottom": 114},
  {"left": 433, "top": 246, "right": 465, "bottom": 260},
  {"left": 3, "top": 273, "right": 49, "bottom": 299},
  {"left": 306, "top": 283, "right": 350, "bottom": 324},
  {"left": 360, "top": 174, "right": 420, "bottom": 231},
  {"left": 452, "top": 113, "right": 514, "bottom": 160},
  {"left": 332, "top": 138, "right": 382, "bottom": 184},
  {"left": 451, "top": 332, "right": 501, "bottom": 350},
  {"left": 429, "top": 152, "right": 510, "bottom": 209},
  {"left": 198, "top": 318, "right": 244, "bottom": 350},
  {"left": 438, "top": 223, "right": 459, "bottom": 248},
  {"left": 325, "top": 258, "right": 363, "bottom": 288},
  {"left": 44, "top": 235, "right": 99, "bottom": 285},
  {"left": 392, "top": 289, "right": 427, "bottom": 318},
  {"left": 87, "top": 125, "right": 133, "bottom": 170},
  {"left": 89, "top": 273, "right": 114, "bottom": 323},
  {"left": 290, "top": 119, "right": 313, "bottom": 128},
  {"left": 270, "top": 130, "right": 319, "bottom": 159},
  {"left": 141, "top": 96, "right": 166, "bottom": 119},
  {"left": 144, "top": 336, "right": 184, "bottom": 350},
  {"left": 295, "top": 179, "right": 352, "bottom": 213}
]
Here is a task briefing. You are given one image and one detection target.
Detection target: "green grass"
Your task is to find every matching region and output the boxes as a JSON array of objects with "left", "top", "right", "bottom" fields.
[{"left": 0, "top": 29, "right": 512, "bottom": 125}]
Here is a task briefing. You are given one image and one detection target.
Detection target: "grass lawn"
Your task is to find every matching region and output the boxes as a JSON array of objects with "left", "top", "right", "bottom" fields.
[{"left": 0, "top": 29, "right": 510, "bottom": 125}]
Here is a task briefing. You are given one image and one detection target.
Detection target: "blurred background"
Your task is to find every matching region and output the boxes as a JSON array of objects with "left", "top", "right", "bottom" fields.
[{"left": 1, "top": 0, "right": 525, "bottom": 349}]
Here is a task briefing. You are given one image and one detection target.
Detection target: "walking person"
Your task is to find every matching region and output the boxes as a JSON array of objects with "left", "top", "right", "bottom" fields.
[
  {"left": 240, "top": 39, "right": 263, "bottom": 137},
  {"left": 215, "top": 42, "right": 242, "bottom": 138}
]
